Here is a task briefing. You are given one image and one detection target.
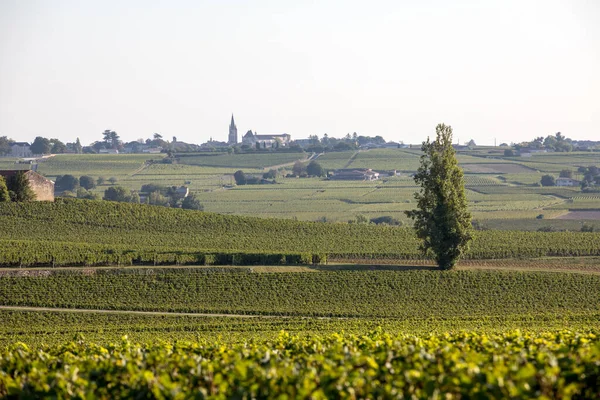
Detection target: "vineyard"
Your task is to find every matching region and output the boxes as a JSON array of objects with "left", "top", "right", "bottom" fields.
[
  {"left": 1, "top": 331, "right": 599, "bottom": 398},
  {"left": 7, "top": 150, "right": 595, "bottom": 228},
  {"left": 1, "top": 269, "right": 599, "bottom": 317},
  {"left": 2, "top": 200, "right": 600, "bottom": 267}
]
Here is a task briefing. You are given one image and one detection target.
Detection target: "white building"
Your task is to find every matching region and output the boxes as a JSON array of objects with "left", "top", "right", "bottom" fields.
[
  {"left": 242, "top": 131, "right": 291, "bottom": 148},
  {"left": 10, "top": 142, "right": 32, "bottom": 158},
  {"left": 556, "top": 177, "right": 580, "bottom": 187}
]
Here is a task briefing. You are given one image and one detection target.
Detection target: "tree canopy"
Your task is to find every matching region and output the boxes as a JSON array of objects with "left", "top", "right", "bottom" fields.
[
  {"left": 405, "top": 123, "right": 473, "bottom": 270},
  {"left": 6, "top": 171, "right": 36, "bottom": 202}
]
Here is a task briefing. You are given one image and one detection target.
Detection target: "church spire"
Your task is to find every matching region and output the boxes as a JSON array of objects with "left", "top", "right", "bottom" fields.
[{"left": 228, "top": 114, "right": 238, "bottom": 144}]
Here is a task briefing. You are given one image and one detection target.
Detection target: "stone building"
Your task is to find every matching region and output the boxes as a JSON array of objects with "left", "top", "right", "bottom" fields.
[{"left": 0, "top": 170, "right": 55, "bottom": 201}]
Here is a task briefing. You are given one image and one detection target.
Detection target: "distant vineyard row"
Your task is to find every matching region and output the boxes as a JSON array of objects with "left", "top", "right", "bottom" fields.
[
  {"left": 2, "top": 269, "right": 598, "bottom": 318},
  {"left": 1, "top": 199, "right": 600, "bottom": 265}
]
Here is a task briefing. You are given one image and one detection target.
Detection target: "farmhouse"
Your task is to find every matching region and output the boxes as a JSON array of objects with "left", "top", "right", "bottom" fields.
[
  {"left": 0, "top": 170, "right": 55, "bottom": 201},
  {"left": 99, "top": 149, "right": 119, "bottom": 154},
  {"left": 330, "top": 168, "right": 380, "bottom": 181},
  {"left": 556, "top": 177, "right": 580, "bottom": 187}
]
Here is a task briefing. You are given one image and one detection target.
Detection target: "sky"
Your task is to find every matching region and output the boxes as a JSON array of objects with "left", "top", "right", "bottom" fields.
[{"left": 0, "top": 0, "right": 599, "bottom": 146}]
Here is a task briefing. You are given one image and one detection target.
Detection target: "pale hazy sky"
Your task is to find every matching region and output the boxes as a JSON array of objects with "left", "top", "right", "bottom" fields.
[{"left": 1, "top": 0, "right": 599, "bottom": 146}]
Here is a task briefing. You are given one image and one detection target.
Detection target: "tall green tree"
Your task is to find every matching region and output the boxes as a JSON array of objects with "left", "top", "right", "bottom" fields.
[
  {"left": 405, "top": 123, "right": 473, "bottom": 270},
  {"left": 30, "top": 137, "right": 52, "bottom": 155},
  {"left": 7, "top": 171, "right": 36, "bottom": 202},
  {"left": 0, "top": 136, "right": 12, "bottom": 156},
  {"left": 0, "top": 176, "right": 10, "bottom": 202}
]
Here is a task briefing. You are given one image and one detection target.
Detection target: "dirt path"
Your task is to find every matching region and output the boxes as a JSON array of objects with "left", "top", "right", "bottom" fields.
[
  {"left": 130, "top": 161, "right": 152, "bottom": 177},
  {"left": 342, "top": 151, "right": 360, "bottom": 169},
  {"left": 262, "top": 153, "right": 313, "bottom": 172},
  {"left": 0, "top": 305, "right": 278, "bottom": 318}
]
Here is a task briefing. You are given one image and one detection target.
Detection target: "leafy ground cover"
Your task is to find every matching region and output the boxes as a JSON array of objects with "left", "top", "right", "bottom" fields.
[{"left": 1, "top": 330, "right": 599, "bottom": 398}]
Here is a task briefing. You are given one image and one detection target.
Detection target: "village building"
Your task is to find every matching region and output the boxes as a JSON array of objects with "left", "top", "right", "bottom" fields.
[
  {"left": 330, "top": 168, "right": 380, "bottom": 181},
  {"left": 0, "top": 170, "right": 55, "bottom": 201},
  {"left": 99, "top": 149, "right": 119, "bottom": 154},
  {"left": 555, "top": 177, "right": 580, "bottom": 187},
  {"left": 242, "top": 131, "right": 291, "bottom": 148},
  {"left": 10, "top": 142, "right": 32, "bottom": 158}
]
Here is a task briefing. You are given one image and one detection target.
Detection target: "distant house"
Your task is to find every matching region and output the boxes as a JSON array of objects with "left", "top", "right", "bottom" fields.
[
  {"left": 556, "top": 177, "right": 580, "bottom": 187},
  {"left": 293, "top": 138, "right": 314, "bottom": 148},
  {"left": 175, "top": 186, "right": 189, "bottom": 198},
  {"left": 142, "top": 147, "right": 163, "bottom": 154},
  {"left": 0, "top": 170, "right": 55, "bottom": 201},
  {"left": 519, "top": 148, "right": 547, "bottom": 157},
  {"left": 330, "top": 168, "right": 380, "bottom": 181},
  {"left": 10, "top": 142, "right": 32, "bottom": 158},
  {"left": 243, "top": 131, "right": 291, "bottom": 148},
  {"left": 99, "top": 149, "right": 119, "bottom": 154}
]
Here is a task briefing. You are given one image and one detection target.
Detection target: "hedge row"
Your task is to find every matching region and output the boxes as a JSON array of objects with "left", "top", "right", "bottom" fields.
[{"left": 0, "top": 240, "right": 327, "bottom": 268}]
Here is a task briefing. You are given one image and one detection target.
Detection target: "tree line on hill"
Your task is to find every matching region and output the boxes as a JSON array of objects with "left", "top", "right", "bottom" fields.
[
  {"left": 540, "top": 166, "right": 600, "bottom": 190},
  {"left": 232, "top": 161, "right": 326, "bottom": 186},
  {"left": 53, "top": 174, "right": 202, "bottom": 210}
]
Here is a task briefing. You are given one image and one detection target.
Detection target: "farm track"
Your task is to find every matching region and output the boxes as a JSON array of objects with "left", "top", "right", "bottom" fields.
[
  {"left": 129, "top": 161, "right": 152, "bottom": 176},
  {"left": 0, "top": 305, "right": 341, "bottom": 319},
  {"left": 261, "top": 153, "right": 312, "bottom": 172}
]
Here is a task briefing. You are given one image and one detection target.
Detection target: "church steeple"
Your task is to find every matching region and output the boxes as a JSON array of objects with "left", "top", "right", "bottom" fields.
[{"left": 228, "top": 114, "right": 238, "bottom": 144}]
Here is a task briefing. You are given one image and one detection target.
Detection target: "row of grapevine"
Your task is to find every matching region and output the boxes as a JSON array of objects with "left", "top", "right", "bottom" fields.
[
  {"left": 1, "top": 331, "right": 599, "bottom": 398},
  {"left": 2, "top": 269, "right": 599, "bottom": 318}
]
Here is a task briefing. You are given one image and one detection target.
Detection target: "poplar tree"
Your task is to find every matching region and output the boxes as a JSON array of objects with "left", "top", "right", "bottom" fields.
[{"left": 406, "top": 123, "right": 473, "bottom": 270}]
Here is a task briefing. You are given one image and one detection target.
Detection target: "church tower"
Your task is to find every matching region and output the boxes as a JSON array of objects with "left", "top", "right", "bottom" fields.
[{"left": 228, "top": 114, "right": 238, "bottom": 144}]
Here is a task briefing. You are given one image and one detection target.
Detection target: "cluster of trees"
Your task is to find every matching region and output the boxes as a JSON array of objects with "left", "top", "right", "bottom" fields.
[
  {"left": 515, "top": 132, "right": 573, "bottom": 152},
  {"left": 88, "top": 131, "right": 174, "bottom": 154},
  {"left": 0, "top": 136, "right": 82, "bottom": 155},
  {"left": 102, "top": 184, "right": 203, "bottom": 210},
  {"left": 233, "top": 170, "right": 278, "bottom": 185},
  {"left": 0, "top": 136, "right": 13, "bottom": 156},
  {"left": 303, "top": 133, "right": 386, "bottom": 153},
  {"left": 348, "top": 215, "right": 402, "bottom": 226},
  {"left": 292, "top": 161, "right": 325, "bottom": 177},
  {"left": 0, "top": 172, "right": 36, "bottom": 202},
  {"left": 540, "top": 166, "right": 599, "bottom": 189},
  {"left": 54, "top": 174, "right": 116, "bottom": 200},
  {"left": 579, "top": 166, "right": 600, "bottom": 190}
]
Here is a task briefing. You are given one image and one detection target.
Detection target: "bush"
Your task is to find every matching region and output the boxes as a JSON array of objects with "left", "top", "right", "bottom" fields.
[
  {"left": 55, "top": 175, "right": 79, "bottom": 191},
  {"left": 234, "top": 170, "right": 247, "bottom": 185},
  {"left": 79, "top": 175, "right": 96, "bottom": 190},
  {"left": 370, "top": 216, "right": 402, "bottom": 226},
  {"left": 540, "top": 175, "right": 555, "bottom": 187}
]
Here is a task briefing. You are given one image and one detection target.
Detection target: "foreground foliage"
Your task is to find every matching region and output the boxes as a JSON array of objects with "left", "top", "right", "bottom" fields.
[{"left": 1, "top": 331, "right": 599, "bottom": 398}]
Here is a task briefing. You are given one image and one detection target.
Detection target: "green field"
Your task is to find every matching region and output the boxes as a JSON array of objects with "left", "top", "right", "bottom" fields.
[
  {"left": 2, "top": 200, "right": 600, "bottom": 267},
  {"left": 6, "top": 149, "right": 596, "bottom": 229},
  {"left": 2, "top": 149, "right": 600, "bottom": 397}
]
